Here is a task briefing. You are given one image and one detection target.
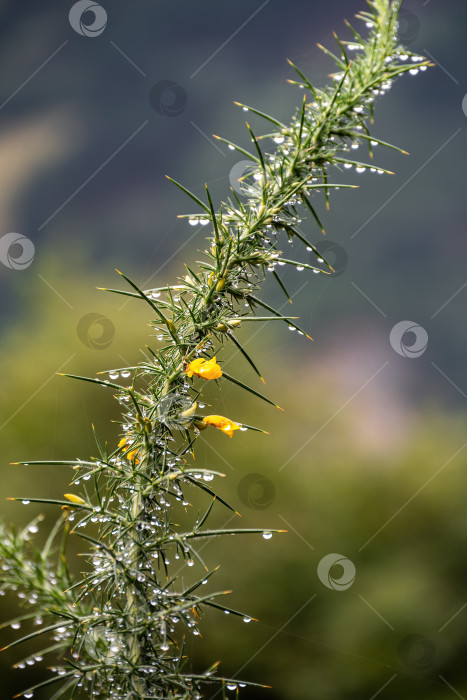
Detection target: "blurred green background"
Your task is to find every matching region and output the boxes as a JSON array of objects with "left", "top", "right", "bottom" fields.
[{"left": 1, "top": 0, "right": 467, "bottom": 698}]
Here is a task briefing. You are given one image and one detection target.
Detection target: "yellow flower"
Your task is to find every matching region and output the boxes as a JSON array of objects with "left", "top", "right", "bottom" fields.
[
  {"left": 64, "top": 493, "right": 86, "bottom": 505},
  {"left": 127, "top": 448, "right": 140, "bottom": 464},
  {"left": 185, "top": 356, "right": 222, "bottom": 380},
  {"left": 118, "top": 437, "right": 128, "bottom": 449},
  {"left": 202, "top": 415, "right": 240, "bottom": 438}
]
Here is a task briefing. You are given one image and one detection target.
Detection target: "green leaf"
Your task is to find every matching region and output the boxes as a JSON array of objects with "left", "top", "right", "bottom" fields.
[
  {"left": 228, "top": 332, "right": 265, "bottom": 383},
  {"left": 222, "top": 370, "right": 282, "bottom": 410},
  {"left": 212, "top": 134, "right": 261, "bottom": 163},
  {"left": 165, "top": 175, "right": 210, "bottom": 214},
  {"left": 233, "top": 101, "right": 286, "bottom": 129},
  {"left": 247, "top": 294, "right": 313, "bottom": 339}
]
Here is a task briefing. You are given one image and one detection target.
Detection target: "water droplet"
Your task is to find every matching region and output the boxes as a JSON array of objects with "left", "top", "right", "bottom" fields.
[
  {"left": 344, "top": 163, "right": 352, "bottom": 169},
  {"left": 288, "top": 326, "right": 296, "bottom": 331},
  {"left": 262, "top": 532, "right": 273, "bottom": 540},
  {"left": 227, "top": 684, "right": 237, "bottom": 691},
  {"left": 243, "top": 616, "right": 252, "bottom": 623},
  {"left": 24, "top": 694, "right": 33, "bottom": 699},
  {"left": 161, "top": 643, "right": 169, "bottom": 651},
  {"left": 109, "top": 372, "right": 119, "bottom": 380},
  {"left": 188, "top": 218, "right": 199, "bottom": 226},
  {"left": 228, "top": 144, "right": 235, "bottom": 150},
  {"left": 296, "top": 265, "right": 304, "bottom": 271},
  {"left": 273, "top": 136, "right": 284, "bottom": 144},
  {"left": 11, "top": 622, "right": 21, "bottom": 629},
  {"left": 28, "top": 525, "right": 39, "bottom": 534},
  {"left": 121, "top": 371, "right": 131, "bottom": 379},
  {"left": 239, "top": 426, "right": 247, "bottom": 432},
  {"left": 200, "top": 218, "right": 209, "bottom": 226},
  {"left": 22, "top": 500, "right": 30, "bottom": 505},
  {"left": 356, "top": 167, "right": 366, "bottom": 173},
  {"left": 187, "top": 559, "right": 195, "bottom": 567}
]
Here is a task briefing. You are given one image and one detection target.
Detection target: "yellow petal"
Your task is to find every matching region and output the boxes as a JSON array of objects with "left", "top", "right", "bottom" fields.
[
  {"left": 180, "top": 401, "right": 198, "bottom": 418},
  {"left": 186, "top": 356, "right": 222, "bottom": 380},
  {"left": 202, "top": 415, "right": 240, "bottom": 438}
]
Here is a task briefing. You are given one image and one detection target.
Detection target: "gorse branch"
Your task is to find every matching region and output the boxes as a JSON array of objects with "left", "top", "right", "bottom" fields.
[{"left": 1, "top": 2, "right": 429, "bottom": 698}]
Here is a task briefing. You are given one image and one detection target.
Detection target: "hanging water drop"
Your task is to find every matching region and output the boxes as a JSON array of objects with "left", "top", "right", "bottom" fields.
[{"left": 262, "top": 532, "right": 273, "bottom": 540}]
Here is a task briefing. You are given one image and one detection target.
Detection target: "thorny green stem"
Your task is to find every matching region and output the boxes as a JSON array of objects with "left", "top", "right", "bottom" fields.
[{"left": 0, "top": 2, "right": 430, "bottom": 698}]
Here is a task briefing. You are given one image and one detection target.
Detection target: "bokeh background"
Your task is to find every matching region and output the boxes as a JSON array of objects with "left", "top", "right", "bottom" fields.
[{"left": 0, "top": 0, "right": 467, "bottom": 697}]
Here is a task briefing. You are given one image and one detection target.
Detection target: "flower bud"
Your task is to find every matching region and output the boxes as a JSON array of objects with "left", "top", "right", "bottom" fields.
[{"left": 64, "top": 493, "right": 86, "bottom": 505}]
